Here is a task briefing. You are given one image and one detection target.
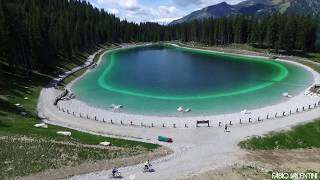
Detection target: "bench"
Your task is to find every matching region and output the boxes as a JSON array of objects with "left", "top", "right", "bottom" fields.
[{"left": 196, "top": 120, "right": 210, "bottom": 127}]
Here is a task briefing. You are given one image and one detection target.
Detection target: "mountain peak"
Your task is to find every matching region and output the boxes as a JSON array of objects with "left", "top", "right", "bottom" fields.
[
  {"left": 216, "top": 2, "right": 229, "bottom": 6},
  {"left": 207, "top": 1, "right": 231, "bottom": 8},
  {"left": 170, "top": 0, "right": 320, "bottom": 25}
]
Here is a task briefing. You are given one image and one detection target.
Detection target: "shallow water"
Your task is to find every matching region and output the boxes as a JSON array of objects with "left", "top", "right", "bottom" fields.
[{"left": 72, "top": 45, "right": 313, "bottom": 116}]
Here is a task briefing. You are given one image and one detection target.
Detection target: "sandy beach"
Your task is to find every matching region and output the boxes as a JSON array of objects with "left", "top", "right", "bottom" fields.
[
  {"left": 37, "top": 44, "right": 320, "bottom": 179},
  {"left": 48, "top": 43, "right": 320, "bottom": 128}
]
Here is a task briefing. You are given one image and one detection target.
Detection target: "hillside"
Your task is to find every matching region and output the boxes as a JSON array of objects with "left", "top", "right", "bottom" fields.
[{"left": 170, "top": 0, "right": 320, "bottom": 24}]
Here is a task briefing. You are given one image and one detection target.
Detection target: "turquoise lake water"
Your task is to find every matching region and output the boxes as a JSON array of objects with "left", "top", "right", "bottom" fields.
[{"left": 72, "top": 45, "right": 313, "bottom": 116}]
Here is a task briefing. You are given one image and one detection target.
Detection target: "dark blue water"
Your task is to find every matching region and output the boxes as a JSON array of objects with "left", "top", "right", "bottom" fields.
[
  {"left": 105, "top": 46, "right": 277, "bottom": 96},
  {"left": 72, "top": 45, "right": 313, "bottom": 116}
]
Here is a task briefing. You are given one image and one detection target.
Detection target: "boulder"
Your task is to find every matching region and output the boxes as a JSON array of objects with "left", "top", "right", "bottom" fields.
[
  {"left": 57, "top": 131, "right": 71, "bottom": 136},
  {"left": 34, "top": 123, "right": 48, "bottom": 128},
  {"left": 99, "top": 141, "right": 111, "bottom": 146}
]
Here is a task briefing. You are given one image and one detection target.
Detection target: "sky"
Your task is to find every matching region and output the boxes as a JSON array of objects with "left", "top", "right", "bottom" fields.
[{"left": 88, "top": 0, "right": 244, "bottom": 24}]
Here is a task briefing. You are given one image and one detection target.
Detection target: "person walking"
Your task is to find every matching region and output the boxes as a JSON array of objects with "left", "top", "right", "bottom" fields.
[
  {"left": 224, "top": 124, "right": 228, "bottom": 132},
  {"left": 144, "top": 160, "right": 151, "bottom": 170},
  {"left": 112, "top": 167, "right": 118, "bottom": 177}
]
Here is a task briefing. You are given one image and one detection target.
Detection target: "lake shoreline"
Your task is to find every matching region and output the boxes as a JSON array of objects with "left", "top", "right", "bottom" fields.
[
  {"left": 37, "top": 42, "right": 320, "bottom": 179},
  {"left": 45, "top": 42, "right": 320, "bottom": 128}
]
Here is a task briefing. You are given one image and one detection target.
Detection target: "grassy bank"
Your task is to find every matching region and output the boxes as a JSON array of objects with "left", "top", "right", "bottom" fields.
[
  {"left": 0, "top": 136, "right": 149, "bottom": 179},
  {"left": 175, "top": 42, "right": 320, "bottom": 64},
  {"left": 58, "top": 46, "right": 112, "bottom": 87},
  {"left": 294, "top": 59, "right": 320, "bottom": 73},
  {"left": 0, "top": 46, "right": 159, "bottom": 179},
  {"left": 239, "top": 119, "right": 320, "bottom": 150}
]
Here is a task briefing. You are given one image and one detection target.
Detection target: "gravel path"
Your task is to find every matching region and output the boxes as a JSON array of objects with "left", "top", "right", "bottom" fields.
[
  {"left": 39, "top": 105, "right": 320, "bottom": 180},
  {"left": 37, "top": 45, "right": 320, "bottom": 180}
]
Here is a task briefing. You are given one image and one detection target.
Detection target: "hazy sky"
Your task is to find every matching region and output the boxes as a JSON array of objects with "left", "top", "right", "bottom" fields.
[{"left": 88, "top": 0, "right": 244, "bottom": 24}]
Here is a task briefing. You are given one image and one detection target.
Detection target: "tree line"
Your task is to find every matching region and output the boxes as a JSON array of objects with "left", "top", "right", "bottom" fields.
[
  {"left": 171, "top": 15, "right": 318, "bottom": 52},
  {"left": 0, "top": 0, "right": 318, "bottom": 74}
]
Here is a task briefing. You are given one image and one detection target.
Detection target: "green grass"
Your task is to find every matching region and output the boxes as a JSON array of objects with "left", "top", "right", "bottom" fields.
[
  {"left": 0, "top": 47, "right": 158, "bottom": 149},
  {"left": 58, "top": 48, "right": 109, "bottom": 87},
  {"left": 0, "top": 136, "right": 148, "bottom": 179},
  {"left": 293, "top": 59, "right": 320, "bottom": 73},
  {"left": 239, "top": 120, "right": 320, "bottom": 150},
  {"left": 0, "top": 47, "right": 159, "bottom": 178},
  {"left": 0, "top": 116, "right": 158, "bottom": 149},
  {"left": 58, "top": 68, "right": 87, "bottom": 88},
  {"left": 303, "top": 52, "right": 320, "bottom": 63},
  {"left": 175, "top": 42, "right": 320, "bottom": 63},
  {"left": 222, "top": 43, "right": 270, "bottom": 53}
]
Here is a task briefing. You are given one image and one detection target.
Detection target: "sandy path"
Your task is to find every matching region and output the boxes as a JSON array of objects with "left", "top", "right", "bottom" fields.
[
  {"left": 37, "top": 45, "right": 320, "bottom": 180},
  {"left": 38, "top": 88, "right": 320, "bottom": 180},
  {"left": 20, "top": 147, "right": 171, "bottom": 180},
  {"left": 39, "top": 103, "right": 320, "bottom": 180}
]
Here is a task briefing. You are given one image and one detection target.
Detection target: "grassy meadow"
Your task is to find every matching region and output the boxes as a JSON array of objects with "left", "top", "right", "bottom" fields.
[
  {"left": 239, "top": 119, "right": 320, "bottom": 150},
  {"left": 0, "top": 46, "right": 159, "bottom": 179}
]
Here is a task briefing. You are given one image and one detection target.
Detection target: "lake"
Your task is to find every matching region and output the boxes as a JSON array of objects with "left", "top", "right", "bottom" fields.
[{"left": 72, "top": 44, "right": 313, "bottom": 116}]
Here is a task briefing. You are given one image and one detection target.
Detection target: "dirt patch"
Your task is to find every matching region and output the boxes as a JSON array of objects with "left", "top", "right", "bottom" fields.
[
  {"left": 19, "top": 146, "right": 172, "bottom": 180},
  {"left": 184, "top": 164, "right": 268, "bottom": 180},
  {"left": 0, "top": 95, "right": 8, "bottom": 101},
  {"left": 0, "top": 136, "right": 124, "bottom": 150},
  {"left": 185, "top": 149, "right": 320, "bottom": 180},
  {"left": 244, "top": 149, "right": 320, "bottom": 171}
]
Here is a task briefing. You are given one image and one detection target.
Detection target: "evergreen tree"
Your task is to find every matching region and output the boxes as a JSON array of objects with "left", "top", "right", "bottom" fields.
[{"left": 0, "top": 0, "right": 318, "bottom": 77}]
